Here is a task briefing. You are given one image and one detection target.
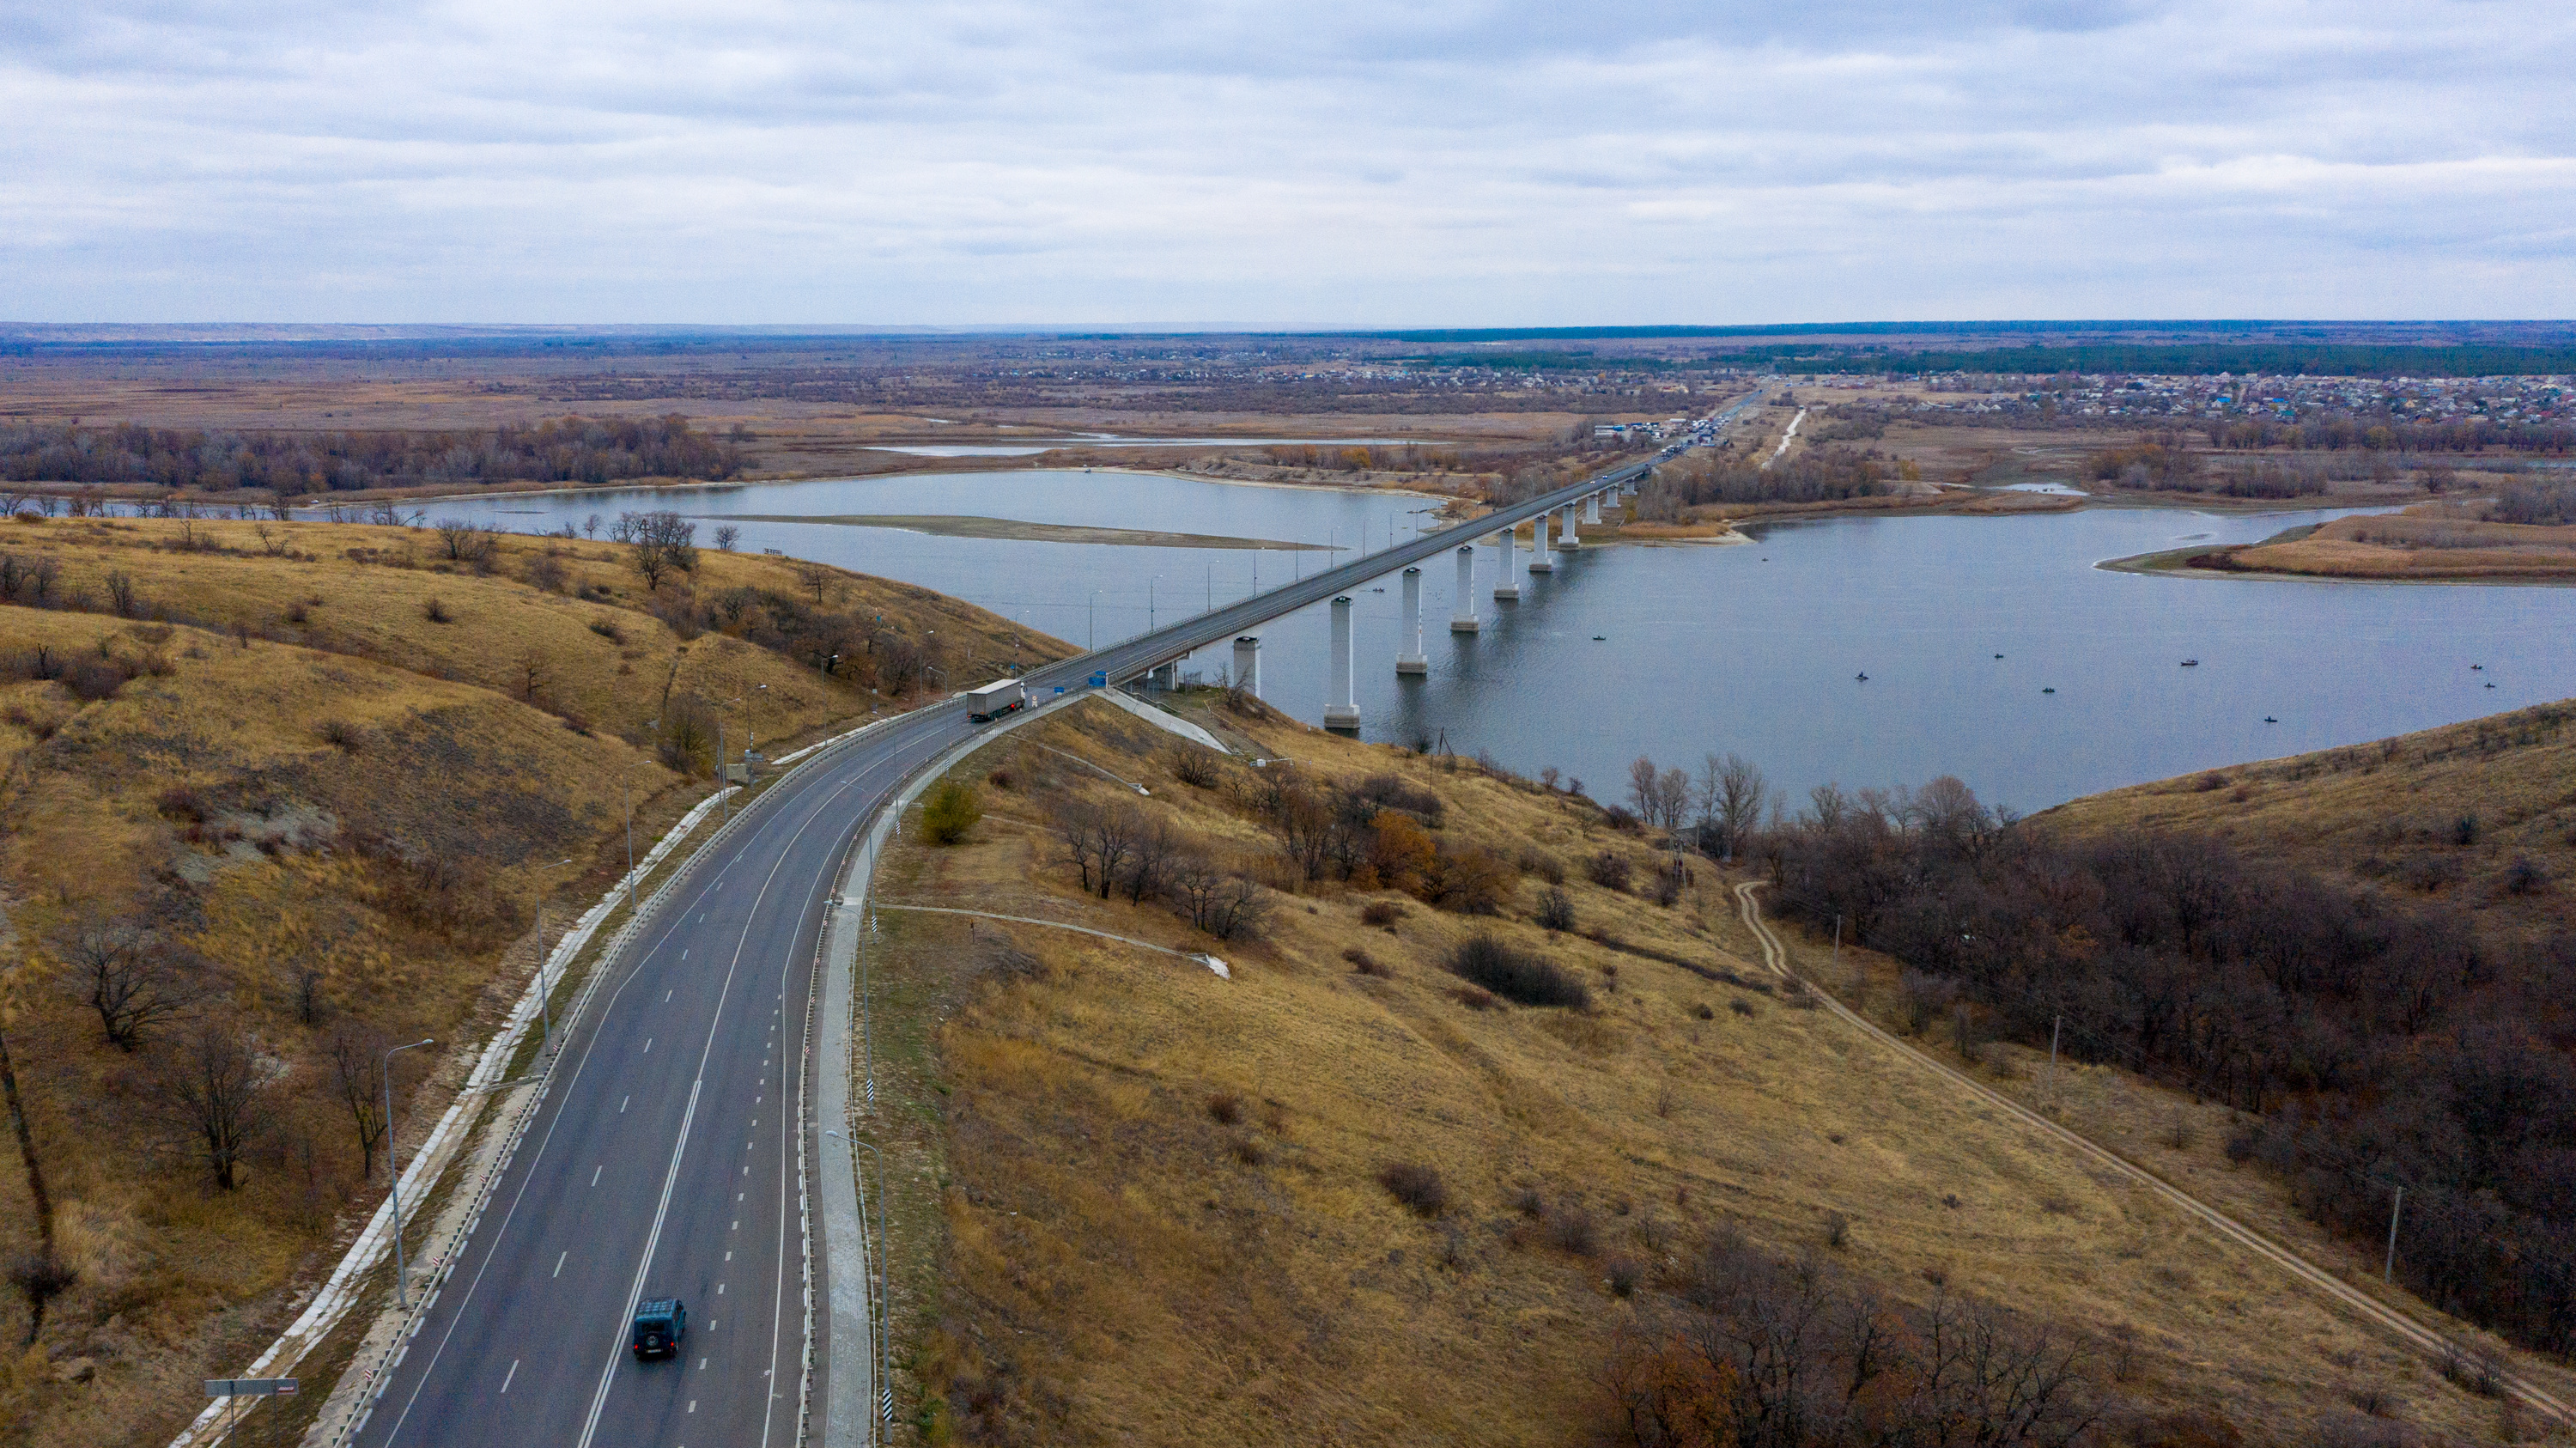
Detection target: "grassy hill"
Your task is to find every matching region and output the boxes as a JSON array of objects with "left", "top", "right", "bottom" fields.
[
  {"left": 2036, "top": 698, "right": 2576, "bottom": 958},
  {"left": 855, "top": 695, "right": 2555, "bottom": 1447},
  {"left": 0, "top": 512, "right": 1066, "bottom": 1447}
]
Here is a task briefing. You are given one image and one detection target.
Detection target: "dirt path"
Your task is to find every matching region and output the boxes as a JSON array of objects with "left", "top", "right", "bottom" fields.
[{"left": 1729, "top": 879, "right": 2576, "bottom": 1428}]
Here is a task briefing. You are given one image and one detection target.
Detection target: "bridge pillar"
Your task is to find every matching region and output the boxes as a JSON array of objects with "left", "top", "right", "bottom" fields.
[
  {"left": 1527, "top": 511, "right": 1553, "bottom": 572},
  {"left": 1325, "top": 596, "right": 1360, "bottom": 729},
  {"left": 1148, "top": 661, "right": 1178, "bottom": 691},
  {"left": 1558, "top": 502, "right": 1581, "bottom": 550},
  {"left": 1583, "top": 493, "right": 1602, "bottom": 526},
  {"left": 1492, "top": 528, "right": 1519, "bottom": 601},
  {"left": 1396, "top": 568, "right": 1426, "bottom": 674},
  {"left": 1449, "top": 545, "right": 1479, "bottom": 632},
  {"left": 1232, "top": 635, "right": 1261, "bottom": 698}
]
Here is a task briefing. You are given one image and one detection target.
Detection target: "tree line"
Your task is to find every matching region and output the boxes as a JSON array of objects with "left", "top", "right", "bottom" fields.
[
  {"left": 1635, "top": 450, "right": 1895, "bottom": 518},
  {"left": 0, "top": 415, "right": 747, "bottom": 494}
]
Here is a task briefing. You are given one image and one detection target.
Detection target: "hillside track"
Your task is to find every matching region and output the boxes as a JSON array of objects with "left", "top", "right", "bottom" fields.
[{"left": 1731, "top": 880, "right": 2576, "bottom": 1428}]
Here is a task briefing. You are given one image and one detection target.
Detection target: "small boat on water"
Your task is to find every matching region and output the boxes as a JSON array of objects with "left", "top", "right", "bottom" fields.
[
  {"left": 2179, "top": 659, "right": 2199, "bottom": 667},
  {"left": 1591, "top": 634, "right": 1606, "bottom": 642},
  {"left": 2264, "top": 715, "right": 2279, "bottom": 723},
  {"left": 1856, "top": 672, "right": 1869, "bottom": 681},
  {"left": 2042, "top": 687, "right": 2056, "bottom": 694}
]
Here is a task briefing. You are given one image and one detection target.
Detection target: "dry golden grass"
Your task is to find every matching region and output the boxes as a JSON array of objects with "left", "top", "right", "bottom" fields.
[
  {"left": 2225, "top": 513, "right": 2576, "bottom": 581},
  {"left": 860, "top": 697, "right": 2553, "bottom": 1448},
  {"left": 0, "top": 514, "right": 1064, "bottom": 1447},
  {"left": 2035, "top": 698, "right": 2576, "bottom": 955}
]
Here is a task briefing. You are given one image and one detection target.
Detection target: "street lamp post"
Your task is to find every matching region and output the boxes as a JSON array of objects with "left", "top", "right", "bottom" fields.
[
  {"left": 824, "top": 1129, "right": 893, "bottom": 1438},
  {"left": 384, "top": 1037, "right": 435, "bottom": 1310}
]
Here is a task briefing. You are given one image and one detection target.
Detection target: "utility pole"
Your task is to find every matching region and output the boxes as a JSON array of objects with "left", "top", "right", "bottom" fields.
[
  {"left": 718, "top": 720, "right": 729, "bottom": 822},
  {"left": 383, "top": 1037, "right": 435, "bottom": 1310},
  {"left": 2385, "top": 1186, "right": 2404, "bottom": 1283}
]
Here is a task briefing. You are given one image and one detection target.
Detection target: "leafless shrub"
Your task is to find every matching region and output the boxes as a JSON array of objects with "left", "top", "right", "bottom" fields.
[
  {"left": 1206, "top": 1092, "right": 1242, "bottom": 1126},
  {"left": 1344, "top": 947, "right": 1391, "bottom": 977},
  {"left": 319, "top": 719, "right": 367, "bottom": 752},
  {"left": 422, "top": 595, "right": 453, "bottom": 624},
  {"left": 1169, "top": 748, "right": 1219, "bottom": 788},
  {"left": 1605, "top": 1257, "right": 1642, "bottom": 1297},
  {"left": 1545, "top": 1207, "right": 1600, "bottom": 1258},
  {"left": 1516, "top": 846, "right": 1565, "bottom": 884},
  {"left": 1824, "top": 1211, "right": 1850, "bottom": 1250},
  {"left": 1358, "top": 899, "right": 1404, "bottom": 927},
  {"left": 1587, "top": 850, "right": 1633, "bottom": 891},
  {"left": 1729, "top": 998, "right": 1756, "bottom": 1018},
  {"left": 588, "top": 616, "right": 625, "bottom": 643},
  {"left": 1448, "top": 933, "right": 1589, "bottom": 1008},
  {"left": 1901, "top": 968, "right": 1959, "bottom": 1036},
  {"left": 1535, "top": 885, "right": 1576, "bottom": 932},
  {"left": 1378, "top": 1162, "right": 1447, "bottom": 1217},
  {"left": 1230, "top": 1135, "right": 1267, "bottom": 1165}
]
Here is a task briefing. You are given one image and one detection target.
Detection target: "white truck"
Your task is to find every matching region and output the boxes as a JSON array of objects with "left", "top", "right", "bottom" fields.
[{"left": 964, "top": 678, "right": 1028, "bottom": 723}]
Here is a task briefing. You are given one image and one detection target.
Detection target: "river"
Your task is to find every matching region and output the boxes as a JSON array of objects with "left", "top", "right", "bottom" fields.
[{"left": 422, "top": 471, "right": 2576, "bottom": 814}]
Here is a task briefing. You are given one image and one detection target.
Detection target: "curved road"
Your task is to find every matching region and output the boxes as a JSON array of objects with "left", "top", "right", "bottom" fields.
[{"left": 353, "top": 414, "right": 1761, "bottom": 1447}]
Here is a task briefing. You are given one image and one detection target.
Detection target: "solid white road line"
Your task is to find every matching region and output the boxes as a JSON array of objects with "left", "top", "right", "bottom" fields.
[
  {"left": 553, "top": 1251, "right": 568, "bottom": 1278},
  {"left": 501, "top": 1360, "right": 518, "bottom": 1394}
]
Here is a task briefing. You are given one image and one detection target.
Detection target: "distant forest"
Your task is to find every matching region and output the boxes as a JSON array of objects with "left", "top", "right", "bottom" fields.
[{"left": 0, "top": 415, "right": 746, "bottom": 493}]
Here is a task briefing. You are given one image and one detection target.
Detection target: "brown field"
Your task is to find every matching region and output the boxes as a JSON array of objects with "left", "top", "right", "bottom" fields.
[
  {"left": 854, "top": 694, "right": 2561, "bottom": 1447},
  {"left": 0, "top": 513, "right": 1065, "bottom": 1447},
  {"left": 2202, "top": 512, "right": 2576, "bottom": 582}
]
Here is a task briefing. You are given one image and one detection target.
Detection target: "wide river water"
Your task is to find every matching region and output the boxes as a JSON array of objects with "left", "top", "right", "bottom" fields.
[{"left": 428, "top": 469, "right": 2576, "bottom": 814}]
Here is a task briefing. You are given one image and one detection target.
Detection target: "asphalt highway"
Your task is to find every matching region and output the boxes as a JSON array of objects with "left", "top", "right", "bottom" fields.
[
  {"left": 354, "top": 708, "right": 968, "bottom": 1448},
  {"left": 350, "top": 411, "right": 1752, "bottom": 1447}
]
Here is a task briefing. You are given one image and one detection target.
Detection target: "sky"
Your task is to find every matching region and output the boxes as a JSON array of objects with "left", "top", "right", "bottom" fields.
[{"left": 2, "top": 0, "right": 2572, "bottom": 325}]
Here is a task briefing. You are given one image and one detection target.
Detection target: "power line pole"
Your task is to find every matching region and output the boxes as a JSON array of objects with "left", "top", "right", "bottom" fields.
[{"left": 2385, "top": 1185, "right": 2404, "bottom": 1283}]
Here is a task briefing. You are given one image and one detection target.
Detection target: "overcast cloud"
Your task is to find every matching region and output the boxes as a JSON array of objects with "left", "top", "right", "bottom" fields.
[{"left": 2, "top": 0, "right": 2570, "bottom": 323}]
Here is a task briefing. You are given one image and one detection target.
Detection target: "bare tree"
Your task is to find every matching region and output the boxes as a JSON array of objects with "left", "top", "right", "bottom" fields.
[
  {"left": 622, "top": 510, "right": 697, "bottom": 590},
  {"left": 793, "top": 559, "right": 832, "bottom": 604},
  {"left": 1627, "top": 756, "right": 1661, "bottom": 821},
  {"left": 326, "top": 1023, "right": 390, "bottom": 1178},
  {"left": 713, "top": 524, "right": 742, "bottom": 552},
  {"left": 1088, "top": 804, "right": 1143, "bottom": 901},
  {"left": 154, "top": 1022, "right": 275, "bottom": 1191},
  {"left": 434, "top": 518, "right": 497, "bottom": 565},
  {"left": 1806, "top": 782, "right": 1850, "bottom": 832},
  {"left": 1123, "top": 819, "right": 1183, "bottom": 903},
  {"left": 1713, "top": 754, "right": 1768, "bottom": 860},
  {"left": 61, "top": 917, "right": 190, "bottom": 1050},
  {"left": 1656, "top": 768, "right": 1691, "bottom": 831},
  {"left": 1, "top": 992, "right": 73, "bottom": 1344},
  {"left": 514, "top": 647, "right": 551, "bottom": 703},
  {"left": 1171, "top": 861, "right": 1269, "bottom": 940},
  {"left": 1049, "top": 800, "right": 1105, "bottom": 894}
]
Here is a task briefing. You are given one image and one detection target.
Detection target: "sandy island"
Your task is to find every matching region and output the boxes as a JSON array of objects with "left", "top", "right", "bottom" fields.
[{"left": 714, "top": 513, "right": 1333, "bottom": 550}]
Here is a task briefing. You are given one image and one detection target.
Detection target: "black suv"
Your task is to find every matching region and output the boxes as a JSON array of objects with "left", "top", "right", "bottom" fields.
[{"left": 631, "top": 1298, "right": 687, "bottom": 1360}]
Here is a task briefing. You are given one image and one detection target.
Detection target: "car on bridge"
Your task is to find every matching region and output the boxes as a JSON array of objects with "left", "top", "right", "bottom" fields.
[{"left": 630, "top": 1299, "right": 687, "bottom": 1360}]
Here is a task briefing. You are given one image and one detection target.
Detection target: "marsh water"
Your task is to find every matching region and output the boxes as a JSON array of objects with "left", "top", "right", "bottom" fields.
[{"left": 426, "top": 470, "right": 2576, "bottom": 813}]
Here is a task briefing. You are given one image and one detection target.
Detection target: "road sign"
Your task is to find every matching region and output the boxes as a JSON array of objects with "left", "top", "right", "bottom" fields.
[{"left": 205, "top": 1378, "right": 298, "bottom": 1397}]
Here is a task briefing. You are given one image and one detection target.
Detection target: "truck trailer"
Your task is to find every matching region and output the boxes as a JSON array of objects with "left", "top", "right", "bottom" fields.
[{"left": 965, "top": 678, "right": 1028, "bottom": 723}]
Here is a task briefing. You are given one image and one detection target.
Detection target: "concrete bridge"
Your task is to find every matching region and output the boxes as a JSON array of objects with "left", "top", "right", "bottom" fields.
[{"left": 1009, "top": 388, "right": 1768, "bottom": 731}]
